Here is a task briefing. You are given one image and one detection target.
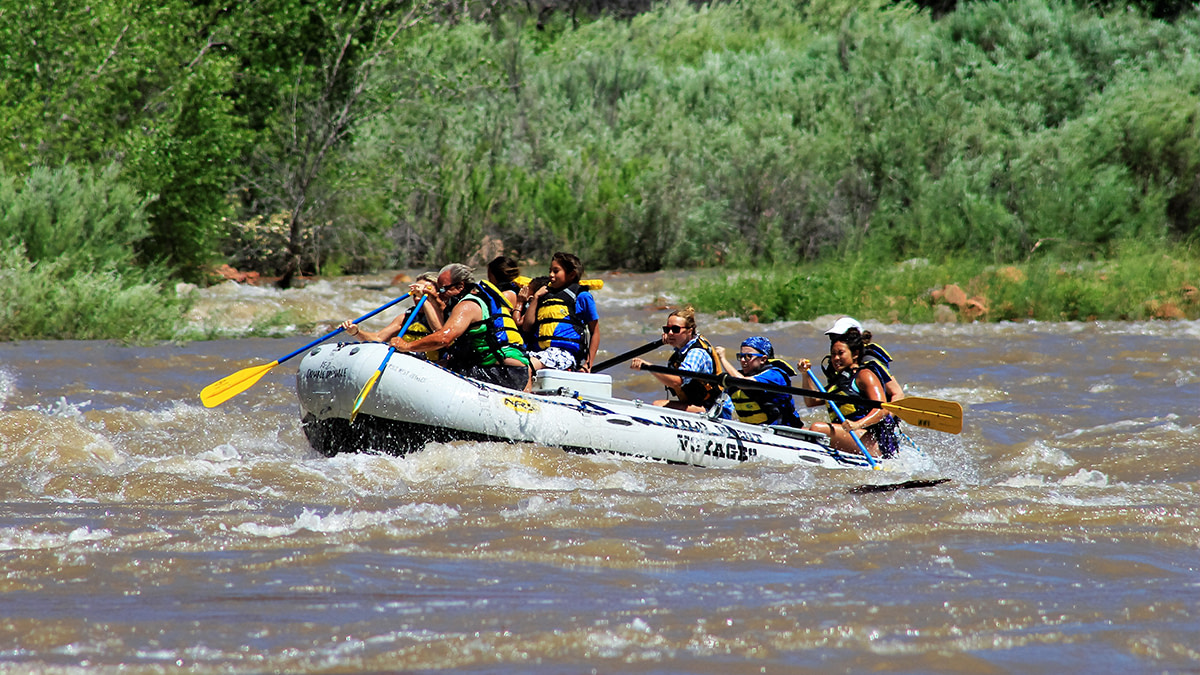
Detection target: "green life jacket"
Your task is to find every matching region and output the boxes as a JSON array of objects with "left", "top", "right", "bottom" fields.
[{"left": 447, "top": 281, "right": 529, "bottom": 369}]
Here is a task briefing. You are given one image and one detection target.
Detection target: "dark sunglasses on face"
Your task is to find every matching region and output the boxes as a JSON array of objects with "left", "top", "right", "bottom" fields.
[
  {"left": 662, "top": 325, "right": 685, "bottom": 334},
  {"left": 736, "top": 352, "right": 764, "bottom": 360},
  {"left": 437, "top": 283, "right": 460, "bottom": 294}
]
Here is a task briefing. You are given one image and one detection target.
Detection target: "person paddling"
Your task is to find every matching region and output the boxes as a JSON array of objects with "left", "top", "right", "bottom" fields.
[
  {"left": 715, "top": 336, "right": 804, "bottom": 428},
  {"left": 391, "top": 263, "right": 531, "bottom": 391},
  {"left": 340, "top": 271, "right": 445, "bottom": 361},
  {"left": 631, "top": 306, "right": 732, "bottom": 419},
  {"left": 824, "top": 317, "right": 905, "bottom": 404},
  {"left": 798, "top": 327, "right": 899, "bottom": 458}
]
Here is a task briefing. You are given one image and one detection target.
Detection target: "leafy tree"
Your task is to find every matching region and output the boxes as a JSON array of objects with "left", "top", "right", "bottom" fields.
[{"left": 0, "top": 0, "right": 247, "bottom": 281}]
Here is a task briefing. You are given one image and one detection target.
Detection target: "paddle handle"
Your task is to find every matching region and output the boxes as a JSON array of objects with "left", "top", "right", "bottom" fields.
[
  {"left": 593, "top": 339, "right": 664, "bottom": 373},
  {"left": 807, "top": 368, "right": 877, "bottom": 468},
  {"left": 277, "top": 293, "right": 410, "bottom": 365}
]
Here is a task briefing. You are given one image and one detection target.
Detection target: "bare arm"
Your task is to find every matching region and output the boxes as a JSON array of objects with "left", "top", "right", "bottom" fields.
[
  {"left": 517, "top": 286, "right": 546, "bottom": 332},
  {"left": 581, "top": 320, "right": 600, "bottom": 372},
  {"left": 797, "top": 359, "right": 824, "bottom": 407},
  {"left": 391, "top": 299, "right": 480, "bottom": 352},
  {"left": 845, "top": 369, "right": 888, "bottom": 430},
  {"left": 630, "top": 357, "right": 683, "bottom": 393},
  {"left": 715, "top": 346, "right": 749, "bottom": 380}
]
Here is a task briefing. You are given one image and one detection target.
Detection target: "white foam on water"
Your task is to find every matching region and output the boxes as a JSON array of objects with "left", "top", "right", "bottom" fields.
[
  {"left": 1058, "top": 414, "right": 1179, "bottom": 439},
  {"left": 0, "top": 525, "right": 112, "bottom": 552},
  {"left": 997, "top": 474, "right": 1050, "bottom": 488},
  {"left": 0, "top": 367, "right": 14, "bottom": 409},
  {"left": 1060, "top": 468, "right": 1109, "bottom": 487},
  {"left": 196, "top": 444, "right": 241, "bottom": 463},
  {"left": 953, "top": 508, "right": 1010, "bottom": 524},
  {"left": 924, "top": 385, "right": 1006, "bottom": 406},
  {"left": 39, "top": 396, "right": 93, "bottom": 420},
  {"left": 382, "top": 441, "right": 606, "bottom": 493},
  {"left": 234, "top": 503, "right": 458, "bottom": 538},
  {"left": 499, "top": 494, "right": 574, "bottom": 519},
  {"left": 997, "top": 439, "right": 1078, "bottom": 475}
]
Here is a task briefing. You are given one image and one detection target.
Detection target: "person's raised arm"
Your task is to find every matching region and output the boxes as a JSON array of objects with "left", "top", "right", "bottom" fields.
[
  {"left": 391, "top": 299, "right": 480, "bottom": 353},
  {"left": 715, "top": 346, "right": 748, "bottom": 380},
  {"left": 796, "top": 358, "right": 824, "bottom": 407},
  {"left": 516, "top": 285, "right": 545, "bottom": 332}
]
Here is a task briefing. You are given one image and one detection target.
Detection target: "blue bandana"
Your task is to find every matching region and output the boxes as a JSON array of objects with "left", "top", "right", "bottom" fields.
[{"left": 741, "top": 336, "right": 774, "bottom": 358}]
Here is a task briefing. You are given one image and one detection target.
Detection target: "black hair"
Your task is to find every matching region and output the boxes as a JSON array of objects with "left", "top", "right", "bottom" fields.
[{"left": 487, "top": 256, "right": 521, "bottom": 284}]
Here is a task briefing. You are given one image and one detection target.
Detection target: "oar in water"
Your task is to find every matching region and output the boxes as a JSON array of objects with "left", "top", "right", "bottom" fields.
[
  {"left": 349, "top": 295, "right": 428, "bottom": 423},
  {"left": 200, "top": 293, "right": 410, "bottom": 408},
  {"left": 591, "top": 339, "right": 664, "bottom": 373},
  {"left": 634, "top": 363, "right": 963, "bottom": 434},
  {"left": 806, "top": 367, "right": 877, "bottom": 468}
]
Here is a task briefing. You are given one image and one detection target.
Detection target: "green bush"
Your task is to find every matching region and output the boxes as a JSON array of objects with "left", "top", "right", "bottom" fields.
[
  {"left": 0, "top": 245, "right": 187, "bottom": 341},
  {"left": 0, "top": 165, "right": 152, "bottom": 270},
  {"left": 0, "top": 165, "right": 187, "bottom": 340},
  {"left": 342, "top": 0, "right": 1199, "bottom": 273}
]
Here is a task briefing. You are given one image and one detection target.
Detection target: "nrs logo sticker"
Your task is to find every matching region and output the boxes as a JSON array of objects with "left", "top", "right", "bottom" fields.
[{"left": 503, "top": 397, "right": 537, "bottom": 414}]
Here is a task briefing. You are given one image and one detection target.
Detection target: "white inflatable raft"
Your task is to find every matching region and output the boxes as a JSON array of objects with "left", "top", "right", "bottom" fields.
[{"left": 296, "top": 342, "right": 873, "bottom": 470}]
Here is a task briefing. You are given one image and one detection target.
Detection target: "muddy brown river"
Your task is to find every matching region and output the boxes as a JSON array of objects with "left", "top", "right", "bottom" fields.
[{"left": 1, "top": 271, "right": 1197, "bottom": 673}]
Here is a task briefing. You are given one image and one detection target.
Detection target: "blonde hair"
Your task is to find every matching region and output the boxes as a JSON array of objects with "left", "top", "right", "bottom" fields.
[{"left": 668, "top": 306, "right": 698, "bottom": 332}]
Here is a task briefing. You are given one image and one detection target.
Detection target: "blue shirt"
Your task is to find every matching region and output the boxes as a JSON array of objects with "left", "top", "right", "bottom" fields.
[
  {"left": 547, "top": 289, "right": 599, "bottom": 355},
  {"left": 674, "top": 338, "right": 733, "bottom": 419},
  {"left": 749, "top": 366, "right": 798, "bottom": 419}
]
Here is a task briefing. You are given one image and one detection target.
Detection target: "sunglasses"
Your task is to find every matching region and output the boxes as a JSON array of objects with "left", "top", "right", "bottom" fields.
[
  {"left": 736, "top": 352, "right": 765, "bottom": 360},
  {"left": 436, "top": 283, "right": 462, "bottom": 294},
  {"left": 661, "top": 325, "right": 686, "bottom": 334}
]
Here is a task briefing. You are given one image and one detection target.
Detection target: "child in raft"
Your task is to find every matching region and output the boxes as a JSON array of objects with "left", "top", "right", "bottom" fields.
[{"left": 517, "top": 252, "right": 600, "bottom": 372}]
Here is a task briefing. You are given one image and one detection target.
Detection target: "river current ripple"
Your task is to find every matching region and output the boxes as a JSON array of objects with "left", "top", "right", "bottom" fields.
[{"left": 1, "top": 271, "right": 1198, "bottom": 673}]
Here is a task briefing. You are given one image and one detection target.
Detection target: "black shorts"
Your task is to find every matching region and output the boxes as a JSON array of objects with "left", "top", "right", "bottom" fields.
[{"left": 460, "top": 364, "right": 529, "bottom": 391}]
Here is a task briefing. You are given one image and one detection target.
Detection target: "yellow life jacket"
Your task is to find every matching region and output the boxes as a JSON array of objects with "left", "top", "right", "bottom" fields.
[
  {"left": 400, "top": 307, "right": 440, "bottom": 362},
  {"left": 534, "top": 283, "right": 588, "bottom": 354},
  {"left": 730, "top": 359, "right": 802, "bottom": 426}
]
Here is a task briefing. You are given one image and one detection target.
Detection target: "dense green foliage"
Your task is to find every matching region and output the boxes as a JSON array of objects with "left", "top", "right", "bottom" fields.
[
  {"left": 359, "top": 0, "right": 1200, "bottom": 271},
  {"left": 0, "top": 166, "right": 189, "bottom": 340},
  {"left": 1, "top": 0, "right": 1198, "bottom": 339}
]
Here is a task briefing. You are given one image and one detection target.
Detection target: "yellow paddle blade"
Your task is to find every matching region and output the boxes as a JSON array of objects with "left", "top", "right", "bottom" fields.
[
  {"left": 349, "top": 370, "right": 382, "bottom": 424},
  {"left": 513, "top": 276, "right": 603, "bottom": 291},
  {"left": 883, "top": 396, "right": 963, "bottom": 434},
  {"left": 200, "top": 361, "right": 280, "bottom": 408}
]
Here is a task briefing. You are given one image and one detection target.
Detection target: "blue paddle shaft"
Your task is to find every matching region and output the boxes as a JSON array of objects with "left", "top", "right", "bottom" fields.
[
  {"left": 277, "top": 293, "right": 410, "bottom": 365},
  {"left": 395, "top": 295, "right": 428, "bottom": 344},
  {"left": 807, "top": 368, "right": 877, "bottom": 467},
  {"left": 372, "top": 296, "right": 426, "bottom": 375}
]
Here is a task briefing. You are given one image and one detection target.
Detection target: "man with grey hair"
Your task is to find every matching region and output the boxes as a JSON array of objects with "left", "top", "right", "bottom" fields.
[{"left": 392, "top": 263, "right": 531, "bottom": 391}]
